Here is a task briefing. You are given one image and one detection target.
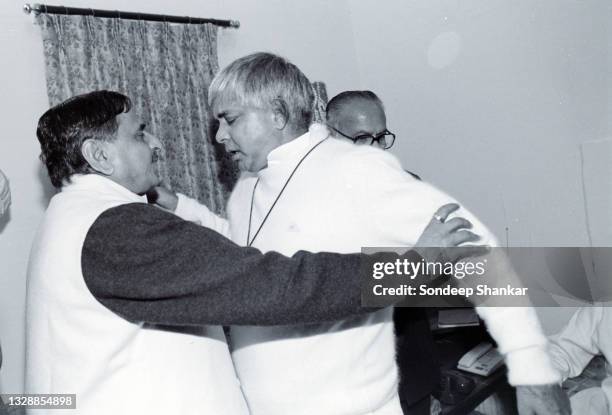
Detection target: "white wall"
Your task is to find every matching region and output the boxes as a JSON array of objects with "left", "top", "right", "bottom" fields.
[
  {"left": 0, "top": 0, "right": 361, "bottom": 394},
  {"left": 0, "top": 1, "right": 54, "bottom": 396},
  {"left": 347, "top": 0, "right": 611, "bottom": 248}
]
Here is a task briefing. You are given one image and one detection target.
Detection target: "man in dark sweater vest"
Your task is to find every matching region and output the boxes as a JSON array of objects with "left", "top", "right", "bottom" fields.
[{"left": 25, "top": 90, "right": 483, "bottom": 414}]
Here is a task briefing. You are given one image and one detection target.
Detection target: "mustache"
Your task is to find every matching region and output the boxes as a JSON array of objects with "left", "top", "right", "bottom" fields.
[{"left": 151, "top": 148, "right": 163, "bottom": 163}]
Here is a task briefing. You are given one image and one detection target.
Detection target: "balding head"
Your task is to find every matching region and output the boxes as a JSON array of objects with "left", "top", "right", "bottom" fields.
[{"left": 325, "top": 91, "right": 389, "bottom": 149}]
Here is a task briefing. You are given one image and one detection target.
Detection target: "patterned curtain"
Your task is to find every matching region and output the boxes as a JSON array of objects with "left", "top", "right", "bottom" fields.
[
  {"left": 311, "top": 81, "right": 328, "bottom": 124},
  {"left": 37, "top": 14, "right": 235, "bottom": 215}
]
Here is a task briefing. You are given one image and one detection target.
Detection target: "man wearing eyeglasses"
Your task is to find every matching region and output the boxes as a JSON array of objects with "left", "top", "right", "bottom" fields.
[
  {"left": 326, "top": 90, "right": 422, "bottom": 181},
  {"left": 326, "top": 90, "right": 396, "bottom": 150}
]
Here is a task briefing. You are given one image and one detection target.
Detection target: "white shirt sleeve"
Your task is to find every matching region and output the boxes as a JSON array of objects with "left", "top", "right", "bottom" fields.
[
  {"left": 340, "top": 148, "right": 561, "bottom": 385},
  {"left": 549, "top": 307, "right": 604, "bottom": 381},
  {"left": 173, "top": 193, "right": 231, "bottom": 238}
]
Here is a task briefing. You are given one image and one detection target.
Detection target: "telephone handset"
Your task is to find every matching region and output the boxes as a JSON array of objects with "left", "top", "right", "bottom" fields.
[{"left": 457, "top": 342, "right": 504, "bottom": 376}]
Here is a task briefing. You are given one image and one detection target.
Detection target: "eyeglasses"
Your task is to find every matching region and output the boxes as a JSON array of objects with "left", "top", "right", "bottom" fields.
[{"left": 331, "top": 127, "right": 396, "bottom": 149}]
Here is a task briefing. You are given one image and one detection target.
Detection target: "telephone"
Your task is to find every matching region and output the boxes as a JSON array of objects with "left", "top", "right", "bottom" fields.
[{"left": 457, "top": 342, "right": 504, "bottom": 376}]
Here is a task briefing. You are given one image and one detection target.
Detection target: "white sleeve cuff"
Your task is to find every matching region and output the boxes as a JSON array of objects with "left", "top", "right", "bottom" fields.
[
  {"left": 175, "top": 193, "right": 204, "bottom": 224},
  {"left": 174, "top": 193, "right": 231, "bottom": 237},
  {"left": 505, "top": 346, "right": 562, "bottom": 385},
  {"left": 476, "top": 307, "right": 546, "bottom": 353},
  {"left": 476, "top": 306, "right": 562, "bottom": 385}
]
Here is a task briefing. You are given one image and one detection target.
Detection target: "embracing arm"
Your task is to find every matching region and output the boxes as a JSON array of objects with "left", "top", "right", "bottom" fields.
[
  {"left": 82, "top": 203, "right": 400, "bottom": 326},
  {"left": 173, "top": 193, "right": 231, "bottom": 237},
  {"left": 148, "top": 186, "right": 231, "bottom": 237},
  {"left": 341, "top": 149, "right": 561, "bottom": 386}
]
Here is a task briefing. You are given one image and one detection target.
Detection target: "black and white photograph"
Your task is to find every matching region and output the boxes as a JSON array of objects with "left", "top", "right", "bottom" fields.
[{"left": 0, "top": 1, "right": 610, "bottom": 414}]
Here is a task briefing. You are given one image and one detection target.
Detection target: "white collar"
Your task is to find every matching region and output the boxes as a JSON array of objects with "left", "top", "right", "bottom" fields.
[
  {"left": 62, "top": 174, "right": 147, "bottom": 204},
  {"left": 261, "top": 123, "right": 330, "bottom": 174}
]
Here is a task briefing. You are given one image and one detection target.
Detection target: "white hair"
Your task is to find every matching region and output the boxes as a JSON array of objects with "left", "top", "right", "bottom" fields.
[{"left": 208, "top": 52, "right": 315, "bottom": 130}]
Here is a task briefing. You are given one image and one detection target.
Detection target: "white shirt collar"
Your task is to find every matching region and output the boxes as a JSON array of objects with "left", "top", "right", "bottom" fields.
[
  {"left": 263, "top": 123, "right": 330, "bottom": 171},
  {"left": 63, "top": 174, "right": 147, "bottom": 204}
]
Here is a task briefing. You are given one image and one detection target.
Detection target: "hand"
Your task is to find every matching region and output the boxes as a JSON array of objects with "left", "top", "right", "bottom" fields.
[
  {"left": 414, "top": 203, "right": 489, "bottom": 263},
  {"left": 516, "top": 384, "right": 571, "bottom": 415},
  {"left": 147, "top": 185, "right": 178, "bottom": 211}
]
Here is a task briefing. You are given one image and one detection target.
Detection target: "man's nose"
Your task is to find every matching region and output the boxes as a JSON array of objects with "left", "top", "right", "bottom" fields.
[
  {"left": 215, "top": 123, "right": 229, "bottom": 144},
  {"left": 144, "top": 131, "right": 163, "bottom": 150}
]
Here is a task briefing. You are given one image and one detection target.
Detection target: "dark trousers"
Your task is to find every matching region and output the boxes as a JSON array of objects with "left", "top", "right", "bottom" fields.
[
  {"left": 400, "top": 395, "right": 431, "bottom": 415},
  {"left": 394, "top": 308, "right": 438, "bottom": 414}
]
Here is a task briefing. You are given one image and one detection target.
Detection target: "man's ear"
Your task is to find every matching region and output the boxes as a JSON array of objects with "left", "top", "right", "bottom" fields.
[
  {"left": 81, "top": 139, "right": 114, "bottom": 175},
  {"left": 271, "top": 98, "right": 289, "bottom": 130}
]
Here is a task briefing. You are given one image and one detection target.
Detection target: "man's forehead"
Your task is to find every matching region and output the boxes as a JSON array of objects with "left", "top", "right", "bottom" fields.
[
  {"left": 215, "top": 102, "right": 271, "bottom": 121},
  {"left": 214, "top": 100, "right": 247, "bottom": 118},
  {"left": 340, "top": 99, "right": 384, "bottom": 119},
  {"left": 117, "top": 110, "right": 141, "bottom": 129},
  {"left": 337, "top": 101, "right": 386, "bottom": 132},
  {"left": 118, "top": 110, "right": 136, "bottom": 121}
]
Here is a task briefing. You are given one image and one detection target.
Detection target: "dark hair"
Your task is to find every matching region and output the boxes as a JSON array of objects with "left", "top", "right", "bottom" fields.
[
  {"left": 36, "top": 90, "right": 131, "bottom": 188},
  {"left": 325, "top": 90, "right": 385, "bottom": 125}
]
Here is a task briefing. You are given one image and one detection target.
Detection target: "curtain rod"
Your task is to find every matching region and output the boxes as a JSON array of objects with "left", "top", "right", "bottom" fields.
[{"left": 23, "top": 3, "right": 240, "bottom": 28}]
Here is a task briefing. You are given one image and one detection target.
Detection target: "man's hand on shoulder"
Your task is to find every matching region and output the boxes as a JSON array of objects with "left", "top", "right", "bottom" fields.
[
  {"left": 147, "top": 186, "right": 178, "bottom": 212},
  {"left": 414, "top": 203, "right": 489, "bottom": 263},
  {"left": 516, "top": 384, "right": 570, "bottom": 415}
]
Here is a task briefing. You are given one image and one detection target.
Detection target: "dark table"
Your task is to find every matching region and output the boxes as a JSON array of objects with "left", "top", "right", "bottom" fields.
[{"left": 431, "top": 314, "right": 517, "bottom": 415}]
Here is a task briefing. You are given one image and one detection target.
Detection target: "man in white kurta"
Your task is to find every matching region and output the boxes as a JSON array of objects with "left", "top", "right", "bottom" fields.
[
  {"left": 210, "top": 52, "right": 567, "bottom": 415},
  {"left": 225, "top": 123, "right": 559, "bottom": 414},
  {"left": 549, "top": 306, "right": 612, "bottom": 414}
]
